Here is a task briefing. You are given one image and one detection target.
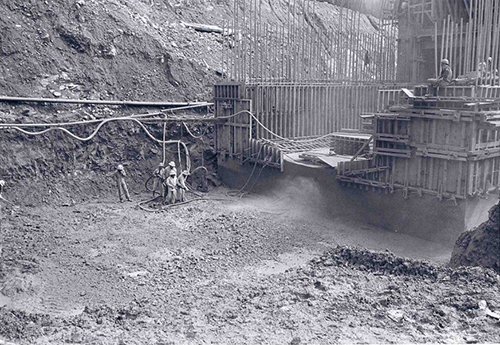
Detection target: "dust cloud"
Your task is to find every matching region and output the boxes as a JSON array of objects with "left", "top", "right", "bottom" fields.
[
  {"left": 225, "top": 176, "right": 456, "bottom": 265},
  {"left": 227, "top": 176, "right": 327, "bottom": 220}
]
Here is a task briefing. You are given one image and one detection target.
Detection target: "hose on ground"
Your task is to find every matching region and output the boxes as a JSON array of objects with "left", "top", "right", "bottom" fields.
[
  {"left": 226, "top": 145, "right": 265, "bottom": 198},
  {"left": 137, "top": 194, "right": 233, "bottom": 212},
  {"left": 137, "top": 195, "right": 163, "bottom": 212}
]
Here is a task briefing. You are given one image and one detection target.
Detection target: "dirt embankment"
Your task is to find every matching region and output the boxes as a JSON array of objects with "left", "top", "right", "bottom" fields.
[
  {"left": 450, "top": 202, "right": 500, "bottom": 273},
  {"left": 0, "top": 0, "right": 229, "bottom": 102},
  {"left": 0, "top": 113, "right": 215, "bottom": 206}
]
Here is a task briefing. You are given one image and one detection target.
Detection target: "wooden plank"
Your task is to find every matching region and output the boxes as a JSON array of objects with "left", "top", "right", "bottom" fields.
[
  {"left": 417, "top": 156, "right": 423, "bottom": 188},
  {"left": 428, "top": 157, "right": 435, "bottom": 190}
]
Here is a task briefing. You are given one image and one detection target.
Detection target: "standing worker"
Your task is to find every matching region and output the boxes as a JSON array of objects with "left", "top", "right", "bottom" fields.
[
  {"left": 0, "top": 180, "right": 4, "bottom": 272},
  {"left": 165, "top": 170, "right": 177, "bottom": 204},
  {"left": 114, "top": 164, "right": 132, "bottom": 203},
  {"left": 0, "top": 180, "right": 14, "bottom": 273},
  {"left": 0, "top": 180, "right": 13, "bottom": 206},
  {"left": 0, "top": 180, "right": 7, "bottom": 203},
  {"left": 152, "top": 162, "right": 165, "bottom": 197},
  {"left": 162, "top": 161, "right": 177, "bottom": 198},
  {"left": 0, "top": 180, "right": 4, "bottom": 273},
  {"left": 177, "top": 170, "right": 189, "bottom": 202},
  {"left": 426, "top": 59, "right": 453, "bottom": 96}
]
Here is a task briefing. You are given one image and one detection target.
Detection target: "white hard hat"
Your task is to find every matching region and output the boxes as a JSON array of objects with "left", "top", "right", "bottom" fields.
[
  {"left": 117, "top": 164, "right": 124, "bottom": 170},
  {"left": 441, "top": 58, "right": 449, "bottom": 65},
  {"left": 169, "top": 161, "right": 175, "bottom": 167},
  {"left": 0, "top": 180, "right": 5, "bottom": 187}
]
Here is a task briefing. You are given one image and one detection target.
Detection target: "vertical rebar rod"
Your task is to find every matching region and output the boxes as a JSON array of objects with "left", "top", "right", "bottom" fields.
[
  {"left": 435, "top": 20, "right": 438, "bottom": 77},
  {"left": 450, "top": 16, "right": 454, "bottom": 70},
  {"left": 459, "top": 17, "right": 464, "bottom": 76},
  {"left": 492, "top": 0, "right": 500, "bottom": 85}
]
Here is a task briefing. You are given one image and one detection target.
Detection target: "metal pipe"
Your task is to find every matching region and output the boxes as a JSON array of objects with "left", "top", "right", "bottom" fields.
[
  {"left": 163, "top": 122, "right": 167, "bottom": 165},
  {"left": 0, "top": 95, "right": 211, "bottom": 107}
]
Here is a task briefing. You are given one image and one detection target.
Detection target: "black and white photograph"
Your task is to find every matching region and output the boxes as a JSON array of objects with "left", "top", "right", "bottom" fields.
[{"left": 0, "top": 0, "right": 499, "bottom": 344}]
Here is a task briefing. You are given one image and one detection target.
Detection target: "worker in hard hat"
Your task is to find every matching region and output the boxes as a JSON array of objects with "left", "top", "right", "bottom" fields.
[
  {"left": 162, "top": 161, "right": 177, "bottom": 198},
  {"left": 0, "top": 179, "right": 16, "bottom": 208},
  {"left": 426, "top": 58, "right": 453, "bottom": 96},
  {"left": 478, "top": 57, "right": 499, "bottom": 83},
  {"left": 114, "top": 164, "right": 132, "bottom": 202},
  {"left": 0, "top": 180, "right": 12, "bottom": 205},
  {"left": 165, "top": 170, "right": 178, "bottom": 204},
  {"left": 0, "top": 180, "right": 7, "bottom": 272},
  {"left": 0, "top": 179, "right": 15, "bottom": 267},
  {"left": 152, "top": 162, "right": 165, "bottom": 197},
  {"left": 177, "top": 170, "right": 189, "bottom": 202}
]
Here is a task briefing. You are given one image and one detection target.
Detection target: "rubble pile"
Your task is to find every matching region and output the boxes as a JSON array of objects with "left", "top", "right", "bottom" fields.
[
  {"left": 316, "top": 246, "right": 438, "bottom": 278},
  {"left": 450, "top": 202, "right": 500, "bottom": 273}
]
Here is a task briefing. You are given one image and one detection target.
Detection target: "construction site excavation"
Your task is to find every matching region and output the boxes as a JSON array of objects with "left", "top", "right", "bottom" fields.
[{"left": 1, "top": 0, "right": 500, "bottom": 344}]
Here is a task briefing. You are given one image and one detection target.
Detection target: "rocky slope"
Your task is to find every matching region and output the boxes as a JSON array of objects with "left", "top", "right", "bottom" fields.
[
  {"left": 0, "top": 0, "right": 381, "bottom": 104},
  {"left": 450, "top": 202, "right": 500, "bottom": 273},
  {"left": 0, "top": 0, "right": 227, "bottom": 102}
]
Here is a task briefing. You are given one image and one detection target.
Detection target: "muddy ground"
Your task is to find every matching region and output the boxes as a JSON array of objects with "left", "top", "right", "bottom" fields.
[
  {"left": 1, "top": 1, "right": 499, "bottom": 344},
  {"left": 1, "top": 187, "right": 499, "bottom": 344}
]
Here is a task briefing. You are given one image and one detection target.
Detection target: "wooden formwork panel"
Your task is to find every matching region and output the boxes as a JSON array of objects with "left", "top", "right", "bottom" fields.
[
  {"left": 249, "top": 138, "right": 282, "bottom": 170},
  {"left": 338, "top": 113, "right": 500, "bottom": 199},
  {"left": 338, "top": 156, "right": 475, "bottom": 199},
  {"left": 439, "top": 86, "right": 476, "bottom": 98},
  {"left": 215, "top": 97, "right": 252, "bottom": 163},
  {"left": 468, "top": 157, "right": 500, "bottom": 195},
  {"left": 331, "top": 135, "right": 370, "bottom": 156},
  {"left": 412, "top": 85, "right": 500, "bottom": 100},
  {"left": 377, "top": 89, "right": 412, "bottom": 111},
  {"left": 409, "top": 117, "right": 471, "bottom": 153},
  {"left": 405, "top": 157, "right": 467, "bottom": 197},
  {"left": 476, "top": 86, "right": 500, "bottom": 99},
  {"left": 335, "top": 82, "right": 500, "bottom": 201},
  {"left": 373, "top": 115, "right": 411, "bottom": 158},
  {"left": 245, "top": 83, "right": 383, "bottom": 140},
  {"left": 472, "top": 126, "right": 500, "bottom": 154},
  {"left": 214, "top": 83, "right": 245, "bottom": 100}
]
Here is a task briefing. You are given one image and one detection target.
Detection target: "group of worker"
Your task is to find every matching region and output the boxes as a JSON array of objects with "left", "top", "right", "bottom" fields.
[
  {"left": 112, "top": 161, "right": 188, "bottom": 204},
  {"left": 152, "top": 161, "right": 189, "bottom": 204}
]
